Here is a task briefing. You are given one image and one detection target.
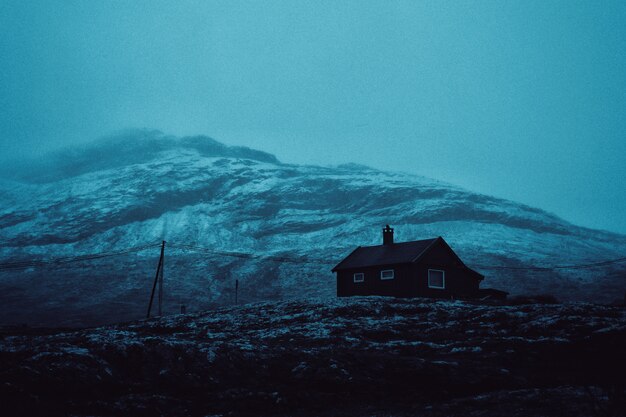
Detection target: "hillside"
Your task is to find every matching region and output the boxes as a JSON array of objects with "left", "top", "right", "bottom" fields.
[
  {"left": 1, "top": 297, "right": 625, "bottom": 417},
  {"left": 1, "top": 130, "right": 626, "bottom": 326}
]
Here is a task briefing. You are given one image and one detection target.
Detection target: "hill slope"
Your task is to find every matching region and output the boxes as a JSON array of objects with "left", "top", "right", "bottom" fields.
[{"left": 1, "top": 130, "right": 625, "bottom": 326}]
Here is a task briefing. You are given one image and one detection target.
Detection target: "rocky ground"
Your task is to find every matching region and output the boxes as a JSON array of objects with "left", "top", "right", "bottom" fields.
[{"left": 1, "top": 297, "right": 625, "bottom": 417}]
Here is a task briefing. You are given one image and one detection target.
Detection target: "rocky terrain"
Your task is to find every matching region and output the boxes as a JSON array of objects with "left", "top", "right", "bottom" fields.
[
  {"left": 1, "top": 130, "right": 626, "bottom": 327},
  {"left": 1, "top": 297, "right": 625, "bottom": 416}
]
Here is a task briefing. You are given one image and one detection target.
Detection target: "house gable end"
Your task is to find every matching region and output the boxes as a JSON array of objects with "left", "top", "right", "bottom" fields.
[
  {"left": 410, "top": 236, "right": 442, "bottom": 264},
  {"left": 331, "top": 246, "right": 362, "bottom": 272},
  {"left": 414, "top": 237, "right": 484, "bottom": 281}
]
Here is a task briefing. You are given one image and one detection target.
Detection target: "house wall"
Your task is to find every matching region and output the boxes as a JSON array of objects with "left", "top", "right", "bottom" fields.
[
  {"left": 410, "top": 264, "right": 479, "bottom": 298},
  {"left": 412, "top": 241, "right": 480, "bottom": 298},
  {"left": 337, "top": 264, "right": 413, "bottom": 297},
  {"left": 336, "top": 241, "right": 480, "bottom": 298}
]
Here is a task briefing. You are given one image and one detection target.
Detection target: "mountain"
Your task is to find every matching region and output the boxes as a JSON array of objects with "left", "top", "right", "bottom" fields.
[
  {"left": 1, "top": 130, "right": 625, "bottom": 326},
  {"left": 1, "top": 297, "right": 625, "bottom": 416}
]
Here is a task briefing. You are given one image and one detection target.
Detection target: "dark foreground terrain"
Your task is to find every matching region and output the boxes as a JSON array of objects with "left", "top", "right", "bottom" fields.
[{"left": 1, "top": 297, "right": 625, "bottom": 417}]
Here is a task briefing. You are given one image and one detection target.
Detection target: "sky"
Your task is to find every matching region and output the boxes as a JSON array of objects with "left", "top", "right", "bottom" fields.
[{"left": 1, "top": 1, "right": 625, "bottom": 233}]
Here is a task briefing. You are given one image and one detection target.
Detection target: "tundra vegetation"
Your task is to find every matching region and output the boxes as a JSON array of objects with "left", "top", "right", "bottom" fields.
[{"left": 1, "top": 297, "right": 624, "bottom": 416}]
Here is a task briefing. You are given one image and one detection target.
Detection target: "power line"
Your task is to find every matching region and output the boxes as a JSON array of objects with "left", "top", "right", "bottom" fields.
[
  {"left": 0, "top": 243, "right": 160, "bottom": 271},
  {"left": 168, "top": 243, "right": 328, "bottom": 265},
  {"left": 0, "top": 241, "right": 625, "bottom": 272},
  {"left": 473, "top": 256, "right": 626, "bottom": 272},
  {"left": 169, "top": 243, "right": 626, "bottom": 270}
]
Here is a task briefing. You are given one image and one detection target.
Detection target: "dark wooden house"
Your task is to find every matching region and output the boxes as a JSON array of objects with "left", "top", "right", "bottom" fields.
[{"left": 332, "top": 226, "right": 484, "bottom": 299}]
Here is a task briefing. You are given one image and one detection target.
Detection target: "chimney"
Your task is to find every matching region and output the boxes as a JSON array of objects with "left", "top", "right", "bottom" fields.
[{"left": 383, "top": 224, "right": 394, "bottom": 245}]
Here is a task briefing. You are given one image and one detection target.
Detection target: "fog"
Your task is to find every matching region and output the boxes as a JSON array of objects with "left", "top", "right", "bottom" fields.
[{"left": 1, "top": 1, "right": 625, "bottom": 233}]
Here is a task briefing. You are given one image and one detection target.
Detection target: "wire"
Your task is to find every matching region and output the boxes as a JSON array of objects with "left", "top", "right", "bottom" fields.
[
  {"left": 168, "top": 243, "right": 327, "bottom": 265},
  {"left": 170, "top": 243, "right": 626, "bottom": 270},
  {"left": 473, "top": 256, "right": 626, "bottom": 271},
  {"left": 0, "top": 243, "right": 160, "bottom": 271},
  {"left": 0, "top": 240, "right": 625, "bottom": 272}
]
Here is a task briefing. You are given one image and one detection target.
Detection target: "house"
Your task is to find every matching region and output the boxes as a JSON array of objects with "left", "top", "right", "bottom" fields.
[{"left": 332, "top": 225, "right": 484, "bottom": 299}]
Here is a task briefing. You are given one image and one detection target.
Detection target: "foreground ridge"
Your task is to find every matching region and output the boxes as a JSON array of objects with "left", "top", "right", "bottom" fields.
[{"left": 1, "top": 297, "right": 625, "bottom": 416}]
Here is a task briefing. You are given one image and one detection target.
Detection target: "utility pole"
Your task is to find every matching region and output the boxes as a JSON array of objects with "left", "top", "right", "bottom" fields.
[
  {"left": 158, "top": 242, "right": 164, "bottom": 317},
  {"left": 147, "top": 240, "right": 166, "bottom": 319}
]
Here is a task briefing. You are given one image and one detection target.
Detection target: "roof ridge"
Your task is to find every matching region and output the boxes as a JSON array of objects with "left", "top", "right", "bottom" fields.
[
  {"left": 359, "top": 237, "right": 438, "bottom": 249},
  {"left": 332, "top": 237, "right": 440, "bottom": 271}
]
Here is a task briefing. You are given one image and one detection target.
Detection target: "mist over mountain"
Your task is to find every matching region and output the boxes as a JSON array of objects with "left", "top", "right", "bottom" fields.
[
  {"left": 0, "top": 129, "right": 278, "bottom": 183},
  {"left": 1, "top": 130, "right": 625, "bottom": 327}
]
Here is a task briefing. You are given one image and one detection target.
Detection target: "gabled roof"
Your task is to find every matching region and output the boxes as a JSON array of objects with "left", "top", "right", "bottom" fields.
[{"left": 331, "top": 237, "right": 439, "bottom": 272}]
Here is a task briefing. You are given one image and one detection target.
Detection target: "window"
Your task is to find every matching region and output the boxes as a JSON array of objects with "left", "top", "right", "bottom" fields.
[
  {"left": 380, "top": 269, "right": 394, "bottom": 280},
  {"left": 353, "top": 273, "right": 364, "bottom": 283},
  {"left": 428, "top": 269, "right": 445, "bottom": 289}
]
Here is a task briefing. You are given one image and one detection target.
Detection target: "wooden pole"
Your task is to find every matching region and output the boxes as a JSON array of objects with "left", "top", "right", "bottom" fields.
[
  {"left": 158, "top": 242, "right": 164, "bottom": 317},
  {"left": 235, "top": 279, "right": 239, "bottom": 305},
  {"left": 147, "top": 241, "right": 166, "bottom": 319}
]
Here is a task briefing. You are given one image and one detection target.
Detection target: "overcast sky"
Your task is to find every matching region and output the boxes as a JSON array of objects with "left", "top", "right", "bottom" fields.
[{"left": 1, "top": 1, "right": 625, "bottom": 233}]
